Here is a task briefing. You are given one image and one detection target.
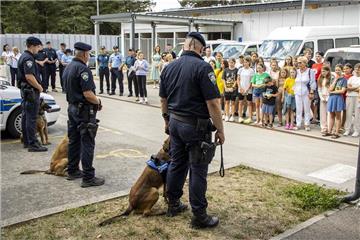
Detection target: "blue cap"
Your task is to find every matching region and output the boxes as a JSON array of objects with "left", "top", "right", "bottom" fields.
[
  {"left": 187, "top": 32, "right": 206, "bottom": 47},
  {"left": 74, "top": 42, "right": 92, "bottom": 51},
  {"left": 65, "top": 48, "right": 72, "bottom": 53},
  {"left": 26, "top": 37, "right": 42, "bottom": 46}
]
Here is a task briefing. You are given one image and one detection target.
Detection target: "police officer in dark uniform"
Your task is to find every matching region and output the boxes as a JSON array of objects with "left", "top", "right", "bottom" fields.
[
  {"left": 44, "top": 41, "right": 58, "bottom": 92},
  {"left": 125, "top": 48, "right": 137, "bottom": 97},
  {"left": 159, "top": 32, "right": 225, "bottom": 228},
  {"left": 18, "top": 37, "right": 48, "bottom": 152},
  {"left": 63, "top": 42, "right": 105, "bottom": 188},
  {"left": 97, "top": 46, "right": 110, "bottom": 94},
  {"left": 34, "top": 44, "right": 48, "bottom": 91}
]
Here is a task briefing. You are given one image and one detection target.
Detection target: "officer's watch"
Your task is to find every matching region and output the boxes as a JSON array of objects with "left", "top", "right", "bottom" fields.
[{"left": 162, "top": 112, "right": 170, "bottom": 121}]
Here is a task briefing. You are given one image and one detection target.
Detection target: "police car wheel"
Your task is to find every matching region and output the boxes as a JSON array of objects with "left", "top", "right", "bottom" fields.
[{"left": 7, "top": 107, "right": 22, "bottom": 138}]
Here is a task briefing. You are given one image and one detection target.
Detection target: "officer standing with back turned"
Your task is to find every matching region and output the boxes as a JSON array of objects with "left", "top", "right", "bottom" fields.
[
  {"left": 159, "top": 32, "right": 225, "bottom": 228},
  {"left": 63, "top": 42, "right": 105, "bottom": 188},
  {"left": 18, "top": 37, "right": 48, "bottom": 152}
]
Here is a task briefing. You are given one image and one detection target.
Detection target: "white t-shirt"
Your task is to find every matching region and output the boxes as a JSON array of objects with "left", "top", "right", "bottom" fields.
[
  {"left": 347, "top": 75, "right": 360, "bottom": 97},
  {"left": 2, "top": 51, "right": 12, "bottom": 65},
  {"left": 10, "top": 53, "right": 21, "bottom": 68},
  {"left": 237, "top": 67, "right": 255, "bottom": 93},
  {"left": 203, "top": 56, "right": 215, "bottom": 63}
]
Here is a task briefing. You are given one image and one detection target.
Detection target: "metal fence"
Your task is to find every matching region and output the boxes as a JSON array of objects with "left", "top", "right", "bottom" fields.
[{"left": 1, "top": 33, "right": 185, "bottom": 62}]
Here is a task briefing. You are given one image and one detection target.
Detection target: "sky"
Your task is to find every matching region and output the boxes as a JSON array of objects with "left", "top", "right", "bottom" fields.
[{"left": 152, "top": 0, "right": 182, "bottom": 12}]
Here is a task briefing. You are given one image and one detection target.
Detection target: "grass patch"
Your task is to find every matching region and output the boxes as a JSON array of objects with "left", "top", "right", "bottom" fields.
[{"left": 2, "top": 165, "right": 345, "bottom": 240}]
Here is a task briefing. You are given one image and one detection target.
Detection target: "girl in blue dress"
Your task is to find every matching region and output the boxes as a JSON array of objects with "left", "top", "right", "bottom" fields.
[
  {"left": 151, "top": 45, "right": 161, "bottom": 89},
  {"left": 323, "top": 64, "right": 347, "bottom": 139}
]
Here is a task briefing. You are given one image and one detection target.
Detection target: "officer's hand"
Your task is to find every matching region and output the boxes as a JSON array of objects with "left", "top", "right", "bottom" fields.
[
  {"left": 215, "top": 130, "right": 225, "bottom": 145},
  {"left": 97, "top": 98, "right": 102, "bottom": 111}
]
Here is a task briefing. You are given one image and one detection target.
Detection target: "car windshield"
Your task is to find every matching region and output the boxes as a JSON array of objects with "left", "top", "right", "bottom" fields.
[
  {"left": 325, "top": 51, "right": 360, "bottom": 71},
  {"left": 214, "top": 44, "right": 245, "bottom": 59},
  {"left": 258, "top": 40, "right": 302, "bottom": 60}
]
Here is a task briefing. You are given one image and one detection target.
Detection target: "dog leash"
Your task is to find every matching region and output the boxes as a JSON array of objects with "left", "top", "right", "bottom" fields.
[{"left": 219, "top": 144, "right": 225, "bottom": 177}]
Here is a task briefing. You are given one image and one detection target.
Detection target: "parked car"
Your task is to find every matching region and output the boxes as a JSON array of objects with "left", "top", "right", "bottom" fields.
[
  {"left": 259, "top": 25, "right": 360, "bottom": 66},
  {"left": 324, "top": 45, "right": 360, "bottom": 71},
  {"left": 0, "top": 78, "right": 61, "bottom": 138},
  {"left": 213, "top": 41, "right": 262, "bottom": 59}
]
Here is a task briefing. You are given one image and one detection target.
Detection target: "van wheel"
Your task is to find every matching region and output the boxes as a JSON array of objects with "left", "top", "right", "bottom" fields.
[{"left": 7, "top": 107, "right": 22, "bottom": 138}]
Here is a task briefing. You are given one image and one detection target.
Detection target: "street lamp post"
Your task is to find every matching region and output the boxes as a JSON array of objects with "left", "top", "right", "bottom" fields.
[{"left": 300, "top": 0, "right": 306, "bottom": 26}]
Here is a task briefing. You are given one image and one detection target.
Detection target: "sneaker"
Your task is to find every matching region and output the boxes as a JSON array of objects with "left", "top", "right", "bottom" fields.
[
  {"left": 267, "top": 123, "right": 273, "bottom": 129},
  {"left": 119, "top": 93, "right": 123, "bottom": 96},
  {"left": 285, "top": 124, "right": 290, "bottom": 130},
  {"left": 293, "top": 126, "right": 300, "bottom": 131},
  {"left": 127, "top": 94, "right": 133, "bottom": 97},
  {"left": 229, "top": 115, "right": 234, "bottom": 122},
  {"left": 191, "top": 214, "right": 219, "bottom": 229},
  {"left": 99, "top": 90, "right": 104, "bottom": 94},
  {"left": 243, "top": 118, "right": 252, "bottom": 124},
  {"left": 289, "top": 124, "right": 295, "bottom": 130},
  {"left": 222, "top": 114, "right": 225, "bottom": 120},
  {"left": 167, "top": 201, "right": 188, "bottom": 217},
  {"left": 52, "top": 88, "right": 58, "bottom": 92},
  {"left": 144, "top": 98, "right": 148, "bottom": 104},
  {"left": 224, "top": 116, "right": 229, "bottom": 122},
  {"left": 343, "top": 130, "right": 350, "bottom": 136},
  {"left": 352, "top": 132, "right": 359, "bottom": 137},
  {"left": 238, "top": 117, "right": 244, "bottom": 123},
  {"left": 81, "top": 177, "right": 105, "bottom": 188},
  {"left": 28, "top": 143, "right": 47, "bottom": 152},
  {"left": 305, "top": 126, "right": 311, "bottom": 131},
  {"left": 135, "top": 97, "right": 140, "bottom": 102},
  {"left": 109, "top": 92, "right": 115, "bottom": 95},
  {"left": 66, "top": 170, "right": 83, "bottom": 180},
  {"left": 277, "top": 122, "right": 283, "bottom": 127}
]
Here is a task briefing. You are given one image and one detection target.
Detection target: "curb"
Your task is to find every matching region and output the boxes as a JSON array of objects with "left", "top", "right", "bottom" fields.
[{"left": 270, "top": 204, "right": 352, "bottom": 240}]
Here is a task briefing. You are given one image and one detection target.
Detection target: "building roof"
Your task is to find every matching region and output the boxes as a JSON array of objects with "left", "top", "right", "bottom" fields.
[{"left": 157, "top": 0, "right": 359, "bottom": 16}]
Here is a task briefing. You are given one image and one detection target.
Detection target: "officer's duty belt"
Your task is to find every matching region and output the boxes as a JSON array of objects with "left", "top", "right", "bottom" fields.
[{"left": 170, "top": 113, "right": 203, "bottom": 126}]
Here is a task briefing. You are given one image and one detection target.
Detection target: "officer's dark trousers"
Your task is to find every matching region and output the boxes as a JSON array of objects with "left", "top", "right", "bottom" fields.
[
  {"left": 110, "top": 68, "right": 123, "bottom": 94},
  {"left": 166, "top": 118, "right": 209, "bottom": 217},
  {"left": 67, "top": 104, "right": 97, "bottom": 181},
  {"left": 21, "top": 92, "right": 40, "bottom": 146},
  {"left": 37, "top": 65, "right": 47, "bottom": 90},
  {"left": 10, "top": 67, "right": 17, "bottom": 86},
  {"left": 127, "top": 71, "right": 138, "bottom": 96},
  {"left": 99, "top": 67, "right": 110, "bottom": 92},
  {"left": 59, "top": 64, "right": 65, "bottom": 91},
  {"left": 137, "top": 75, "right": 147, "bottom": 98},
  {"left": 45, "top": 64, "right": 56, "bottom": 90}
]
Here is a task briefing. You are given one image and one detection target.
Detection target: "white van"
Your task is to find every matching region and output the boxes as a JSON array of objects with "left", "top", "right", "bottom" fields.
[
  {"left": 324, "top": 45, "right": 360, "bottom": 71},
  {"left": 173, "top": 39, "right": 235, "bottom": 57},
  {"left": 259, "top": 26, "right": 360, "bottom": 63},
  {"left": 213, "top": 41, "right": 262, "bottom": 59}
]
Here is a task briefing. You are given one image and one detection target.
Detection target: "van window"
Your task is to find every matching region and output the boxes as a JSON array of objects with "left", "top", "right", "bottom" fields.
[
  {"left": 244, "top": 45, "right": 257, "bottom": 56},
  {"left": 335, "top": 37, "right": 360, "bottom": 48},
  {"left": 300, "top": 41, "right": 314, "bottom": 56},
  {"left": 325, "top": 51, "right": 360, "bottom": 71},
  {"left": 318, "top": 39, "right": 334, "bottom": 54}
]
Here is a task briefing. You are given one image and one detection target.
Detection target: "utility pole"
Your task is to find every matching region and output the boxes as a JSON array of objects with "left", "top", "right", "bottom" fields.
[
  {"left": 95, "top": 0, "right": 100, "bottom": 76},
  {"left": 300, "top": 0, "right": 306, "bottom": 26}
]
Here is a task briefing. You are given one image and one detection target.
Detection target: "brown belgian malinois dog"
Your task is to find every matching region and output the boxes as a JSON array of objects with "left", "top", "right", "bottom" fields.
[
  {"left": 20, "top": 135, "right": 69, "bottom": 176},
  {"left": 98, "top": 137, "right": 171, "bottom": 226}
]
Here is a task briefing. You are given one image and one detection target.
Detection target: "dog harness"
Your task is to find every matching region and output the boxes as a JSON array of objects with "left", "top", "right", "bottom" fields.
[{"left": 146, "top": 156, "right": 169, "bottom": 182}]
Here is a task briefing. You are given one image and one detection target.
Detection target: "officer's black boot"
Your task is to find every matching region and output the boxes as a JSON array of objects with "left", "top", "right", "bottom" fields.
[
  {"left": 28, "top": 142, "right": 48, "bottom": 152},
  {"left": 191, "top": 213, "right": 219, "bottom": 229},
  {"left": 99, "top": 90, "right": 104, "bottom": 94},
  {"left": 66, "top": 170, "right": 83, "bottom": 180},
  {"left": 81, "top": 177, "right": 105, "bottom": 188},
  {"left": 167, "top": 200, "right": 188, "bottom": 217}
]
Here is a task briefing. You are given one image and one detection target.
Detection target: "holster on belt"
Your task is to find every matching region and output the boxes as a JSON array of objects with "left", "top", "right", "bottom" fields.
[
  {"left": 20, "top": 83, "right": 36, "bottom": 103},
  {"left": 76, "top": 103, "right": 100, "bottom": 139}
]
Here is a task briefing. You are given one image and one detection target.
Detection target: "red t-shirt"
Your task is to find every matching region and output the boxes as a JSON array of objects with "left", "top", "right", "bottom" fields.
[{"left": 312, "top": 63, "right": 323, "bottom": 81}]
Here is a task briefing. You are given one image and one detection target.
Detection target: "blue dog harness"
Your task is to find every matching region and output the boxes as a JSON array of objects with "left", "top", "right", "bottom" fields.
[{"left": 146, "top": 156, "right": 169, "bottom": 182}]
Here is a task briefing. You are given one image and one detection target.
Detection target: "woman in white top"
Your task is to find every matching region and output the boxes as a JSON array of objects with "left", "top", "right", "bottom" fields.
[
  {"left": 317, "top": 66, "right": 331, "bottom": 133},
  {"left": 293, "top": 56, "right": 317, "bottom": 131},
  {"left": 344, "top": 63, "right": 360, "bottom": 137},
  {"left": 9, "top": 47, "right": 21, "bottom": 86},
  {"left": 237, "top": 56, "right": 254, "bottom": 124},
  {"left": 1, "top": 44, "right": 12, "bottom": 82}
]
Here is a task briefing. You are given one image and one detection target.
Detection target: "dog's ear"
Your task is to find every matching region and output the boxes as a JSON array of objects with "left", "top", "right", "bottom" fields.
[{"left": 163, "top": 137, "right": 170, "bottom": 153}]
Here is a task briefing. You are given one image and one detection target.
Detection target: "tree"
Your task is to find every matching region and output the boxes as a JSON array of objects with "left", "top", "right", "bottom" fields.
[
  {"left": 178, "top": 0, "right": 262, "bottom": 8},
  {"left": 1, "top": 0, "right": 154, "bottom": 34}
]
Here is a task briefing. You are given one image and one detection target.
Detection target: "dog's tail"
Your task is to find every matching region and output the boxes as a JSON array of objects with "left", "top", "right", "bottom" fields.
[
  {"left": 98, "top": 206, "right": 133, "bottom": 227},
  {"left": 20, "top": 170, "right": 47, "bottom": 175}
]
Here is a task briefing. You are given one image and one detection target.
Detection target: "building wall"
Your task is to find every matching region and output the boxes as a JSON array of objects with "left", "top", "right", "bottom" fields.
[{"left": 199, "top": 4, "right": 360, "bottom": 41}]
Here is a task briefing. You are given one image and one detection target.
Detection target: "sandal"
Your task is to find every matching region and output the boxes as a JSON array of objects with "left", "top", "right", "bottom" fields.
[
  {"left": 322, "top": 132, "right": 332, "bottom": 137},
  {"left": 331, "top": 134, "right": 340, "bottom": 139}
]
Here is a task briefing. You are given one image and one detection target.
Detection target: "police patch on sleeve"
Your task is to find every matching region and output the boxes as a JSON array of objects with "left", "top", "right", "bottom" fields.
[
  {"left": 208, "top": 72, "right": 216, "bottom": 85},
  {"left": 81, "top": 72, "right": 89, "bottom": 81},
  {"left": 26, "top": 60, "right": 33, "bottom": 68}
]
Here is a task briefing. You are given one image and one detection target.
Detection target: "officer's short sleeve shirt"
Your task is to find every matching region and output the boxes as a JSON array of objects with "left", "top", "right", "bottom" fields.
[{"left": 79, "top": 68, "right": 95, "bottom": 92}]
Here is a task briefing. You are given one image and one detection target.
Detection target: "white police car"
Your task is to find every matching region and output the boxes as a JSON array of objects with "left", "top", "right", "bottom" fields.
[{"left": 0, "top": 77, "right": 61, "bottom": 138}]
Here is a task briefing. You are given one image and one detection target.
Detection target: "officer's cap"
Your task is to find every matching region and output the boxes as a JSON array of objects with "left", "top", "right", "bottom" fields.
[
  {"left": 186, "top": 32, "right": 206, "bottom": 47},
  {"left": 26, "top": 37, "right": 42, "bottom": 46},
  {"left": 65, "top": 48, "right": 72, "bottom": 53},
  {"left": 74, "top": 42, "right": 92, "bottom": 51},
  {"left": 101, "top": 46, "right": 106, "bottom": 49},
  {"left": 113, "top": 46, "right": 119, "bottom": 50},
  {"left": 46, "top": 41, "right": 51, "bottom": 45}
]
